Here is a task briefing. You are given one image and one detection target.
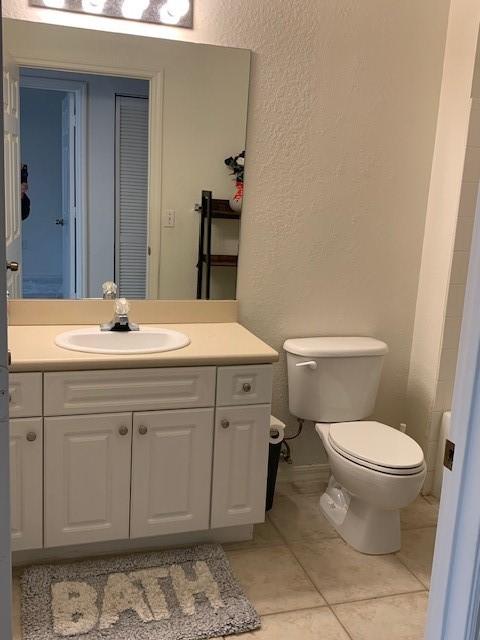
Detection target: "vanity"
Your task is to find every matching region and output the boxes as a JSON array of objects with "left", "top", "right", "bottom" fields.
[{"left": 8, "top": 302, "right": 278, "bottom": 560}]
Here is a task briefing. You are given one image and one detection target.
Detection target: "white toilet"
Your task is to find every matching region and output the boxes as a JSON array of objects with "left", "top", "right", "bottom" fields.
[{"left": 283, "top": 336, "right": 426, "bottom": 555}]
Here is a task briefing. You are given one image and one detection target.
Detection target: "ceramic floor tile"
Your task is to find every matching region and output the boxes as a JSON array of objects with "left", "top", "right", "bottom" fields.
[
  {"left": 290, "top": 479, "right": 328, "bottom": 495},
  {"left": 242, "top": 608, "right": 350, "bottom": 640},
  {"left": 397, "top": 527, "right": 437, "bottom": 588},
  {"left": 223, "top": 520, "right": 284, "bottom": 550},
  {"left": 401, "top": 496, "right": 439, "bottom": 530},
  {"left": 274, "top": 482, "right": 295, "bottom": 497},
  {"left": 424, "top": 495, "right": 440, "bottom": 506},
  {"left": 291, "top": 538, "right": 424, "bottom": 604},
  {"left": 268, "top": 493, "right": 338, "bottom": 543},
  {"left": 226, "top": 545, "right": 326, "bottom": 614},
  {"left": 333, "top": 592, "right": 429, "bottom": 640},
  {"left": 12, "top": 576, "right": 21, "bottom": 640}
]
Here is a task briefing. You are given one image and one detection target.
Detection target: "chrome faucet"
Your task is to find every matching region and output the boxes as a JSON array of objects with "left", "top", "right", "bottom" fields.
[
  {"left": 102, "top": 281, "right": 118, "bottom": 300},
  {"left": 100, "top": 298, "right": 139, "bottom": 332}
]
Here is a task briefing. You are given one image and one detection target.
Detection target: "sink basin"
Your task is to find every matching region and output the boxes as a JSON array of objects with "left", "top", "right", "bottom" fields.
[{"left": 55, "top": 327, "right": 190, "bottom": 355}]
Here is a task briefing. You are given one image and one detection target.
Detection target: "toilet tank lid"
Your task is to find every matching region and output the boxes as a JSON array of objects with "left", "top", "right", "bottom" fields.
[{"left": 283, "top": 336, "right": 388, "bottom": 358}]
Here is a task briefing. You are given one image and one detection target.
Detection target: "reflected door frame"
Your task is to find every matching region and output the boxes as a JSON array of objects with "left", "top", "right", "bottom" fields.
[
  {"left": 14, "top": 53, "right": 163, "bottom": 299},
  {"left": 20, "top": 74, "right": 87, "bottom": 298}
]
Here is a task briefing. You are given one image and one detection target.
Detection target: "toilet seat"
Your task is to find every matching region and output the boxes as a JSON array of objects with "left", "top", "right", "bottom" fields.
[{"left": 328, "top": 421, "right": 425, "bottom": 476}]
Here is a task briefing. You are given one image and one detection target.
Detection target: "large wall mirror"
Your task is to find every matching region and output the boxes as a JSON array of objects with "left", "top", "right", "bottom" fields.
[{"left": 3, "top": 19, "right": 251, "bottom": 301}]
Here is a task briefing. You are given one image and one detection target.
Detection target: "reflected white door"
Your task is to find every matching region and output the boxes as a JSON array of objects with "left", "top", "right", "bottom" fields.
[
  {"left": 3, "top": 51, "right": 21, "bottom": 298},
  {"left": 61, "top": 93, "right": 76, "bottom": 298}
]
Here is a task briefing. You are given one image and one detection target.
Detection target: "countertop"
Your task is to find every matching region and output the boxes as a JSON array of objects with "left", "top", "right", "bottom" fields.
[{"left": 8, "top": 323, "right": 279, "bottom": 372}]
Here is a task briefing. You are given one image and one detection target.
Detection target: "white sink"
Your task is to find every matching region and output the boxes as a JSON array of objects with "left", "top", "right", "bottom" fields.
[{"left": 55, "top": 327, "right": 190, "bottom": 355}]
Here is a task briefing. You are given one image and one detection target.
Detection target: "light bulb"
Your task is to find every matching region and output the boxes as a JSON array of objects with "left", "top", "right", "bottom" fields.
[
  {"left": 159, "top": 0, "right": 190, "bottom": 24},
  {"left": 43, "top": 0, "right": 66, "bottom": 7},
  {"left": 82, "top": 0, "right": 106, "bottom": 14},
  {"left": 121, "top": 0, "right": 150, "bottom": 19}
]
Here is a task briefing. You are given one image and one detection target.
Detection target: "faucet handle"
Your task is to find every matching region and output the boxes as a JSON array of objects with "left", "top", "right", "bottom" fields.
[
  {"left": 102, "top": 281, "right": 118, "bottom": 299},
  {"left": 115, "top": 298, "right": 130, "bottom": 316}
]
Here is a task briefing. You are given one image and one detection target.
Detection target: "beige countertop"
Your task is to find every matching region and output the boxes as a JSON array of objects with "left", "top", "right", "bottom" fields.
[{"left": 8, "top": 323, "right": 279, "bottom": 372}]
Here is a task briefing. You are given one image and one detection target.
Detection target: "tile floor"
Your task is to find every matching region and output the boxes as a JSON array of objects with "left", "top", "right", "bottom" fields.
[
  {"left": 225, "top": 480, "right": 438, "bottom": 640},
  {"left": 11, "top": 480, "right": 439, "bottom": 640}
]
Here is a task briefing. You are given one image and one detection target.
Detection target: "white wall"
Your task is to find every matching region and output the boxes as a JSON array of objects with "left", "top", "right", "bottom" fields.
[
  {"left": 406, "top": 0, "right": 480, "bottom": 492},
  {"left": 3, "top": 1, "right": 450, "bottom": 465}
]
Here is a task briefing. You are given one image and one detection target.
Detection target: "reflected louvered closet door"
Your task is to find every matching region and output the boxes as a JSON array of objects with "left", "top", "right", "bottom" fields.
[{"left": 115, "top": 95, "right": 149, "bottom": 298}]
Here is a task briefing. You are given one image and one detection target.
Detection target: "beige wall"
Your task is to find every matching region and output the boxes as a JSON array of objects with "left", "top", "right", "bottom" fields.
[
  {"left": 406, "top": 0, "right": 480, "bottom": 492},
  {"left": 3, "top": 1, "right": 450, "bottom": 466}
]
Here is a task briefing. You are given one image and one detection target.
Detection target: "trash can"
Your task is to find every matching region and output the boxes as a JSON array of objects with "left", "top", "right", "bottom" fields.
[{"left": 266, "top": 416, "right": 286, "bottom": 511}]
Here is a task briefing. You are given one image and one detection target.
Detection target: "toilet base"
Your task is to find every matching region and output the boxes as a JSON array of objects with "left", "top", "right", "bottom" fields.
[{"left": 320, "top": 481, "right": 401, "bottom": 555}]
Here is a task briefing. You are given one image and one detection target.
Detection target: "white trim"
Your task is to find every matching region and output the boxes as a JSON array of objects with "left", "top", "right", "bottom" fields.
[
  {"left": 426, "top": 161, "right": 480, "bottom": 637},
  {"left": 15, "top": 55, "right": 163, "bottom": 299},
  {"left": 20, "top": 74, "right": 87, "bottom": 298},
  {"left": 146, "top": 72, "right": 163, "bottom": 298},
  {"left": 277, "top": 462, "right": 330, "bottom": 485}
]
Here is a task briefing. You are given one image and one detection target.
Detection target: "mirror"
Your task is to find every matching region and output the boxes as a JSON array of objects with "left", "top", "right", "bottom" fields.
[{"left": 3, "top": 19, "right": 251, "bottom": 301}]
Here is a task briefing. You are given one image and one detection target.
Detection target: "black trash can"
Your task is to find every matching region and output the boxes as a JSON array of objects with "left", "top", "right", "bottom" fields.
[
  {"left": 266, "top": 441, "right": 282, "bottom": 511},
  {"left": 265, "top": 417, "right": 285, "bottom": 511}
]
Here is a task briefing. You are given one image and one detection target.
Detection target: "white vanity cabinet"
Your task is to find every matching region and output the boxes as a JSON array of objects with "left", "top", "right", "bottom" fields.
[
  {"left": 44, "top": 413, "right": 132, "bottom": 548},
  {"left": 10, "top": 363, "right": 273, "bottom": 553},
  {"left": 10, "top": 418, "right": 43, "bottom": 551},
  {"left": 130, "top": 408, "right": 214, "bottom": 539},
  {"left": 211, "top": 404, "right": 270, "bottom": 528},
  {"left": 9, "top": 373, "right": 43, "bottom": 552}
]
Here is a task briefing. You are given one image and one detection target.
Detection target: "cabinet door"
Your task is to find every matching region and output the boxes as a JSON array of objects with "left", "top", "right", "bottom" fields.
[
  {"left": 44, "top": 413, "right": 132, "bottom": 548},
  {"left": 211, "top": 404, "right": 270, "bottom": 528},
  {"left": 131, "top": 408, "right": 214, "bottom": 538},
  {"left": 10, "top": 418, "right": 43, "bottom": 551}
]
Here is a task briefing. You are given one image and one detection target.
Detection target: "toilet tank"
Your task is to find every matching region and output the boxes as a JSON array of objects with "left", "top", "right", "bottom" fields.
[{"left": 284, "top": 337, "right": 388, "bottom": 422}]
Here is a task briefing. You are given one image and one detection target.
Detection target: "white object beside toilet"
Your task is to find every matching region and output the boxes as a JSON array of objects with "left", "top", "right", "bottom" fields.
[{"left": 284, "top": 336, "right": 426, "bottom": 555}]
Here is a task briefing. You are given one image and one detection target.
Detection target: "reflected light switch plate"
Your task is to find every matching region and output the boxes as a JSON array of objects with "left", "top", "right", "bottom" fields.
[{"left": 164, "top": 210, "right": 176, "bottom": 227}]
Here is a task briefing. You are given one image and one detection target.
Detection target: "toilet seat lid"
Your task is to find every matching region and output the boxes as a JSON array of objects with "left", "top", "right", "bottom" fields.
[{"left": 329, "top": 421, "right": 424, "bottom": 470}]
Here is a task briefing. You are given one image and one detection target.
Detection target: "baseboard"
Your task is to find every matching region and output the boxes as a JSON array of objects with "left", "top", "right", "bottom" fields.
[
  {"left": 277, "top": 462, "right": 330, "bottom": 484},
  {"left": 12, "top": 525, "right": 254, "bottom": 567}
]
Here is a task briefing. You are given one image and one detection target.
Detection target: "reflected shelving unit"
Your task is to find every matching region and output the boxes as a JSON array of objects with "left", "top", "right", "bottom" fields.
[{"left": 196, "top": 190, "right": 240, "bottom": 299}]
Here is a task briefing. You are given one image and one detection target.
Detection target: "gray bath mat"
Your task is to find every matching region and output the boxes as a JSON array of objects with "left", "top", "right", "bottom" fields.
[{"left": 21, "top": 544, "right": 260, "bottom": 639}]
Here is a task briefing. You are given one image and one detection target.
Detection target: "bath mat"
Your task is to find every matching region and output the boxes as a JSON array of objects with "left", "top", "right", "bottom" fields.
[{"left": 21, "top": 544, "right": 260, "bottom": 639}]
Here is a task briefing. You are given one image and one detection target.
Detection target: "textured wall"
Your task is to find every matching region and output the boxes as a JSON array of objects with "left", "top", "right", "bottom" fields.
[{"left": 3, "top": 0, "right": 450, "bottom": 465}]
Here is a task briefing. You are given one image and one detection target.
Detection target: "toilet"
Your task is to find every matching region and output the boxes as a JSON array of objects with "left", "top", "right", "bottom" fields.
[{"left": 283, "top": 336, "right": 426, "bottom": 555}]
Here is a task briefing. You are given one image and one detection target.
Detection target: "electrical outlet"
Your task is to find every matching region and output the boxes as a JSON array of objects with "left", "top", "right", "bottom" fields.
[{"left": 164, "top": 210, "right": 176, "bottom": 228}]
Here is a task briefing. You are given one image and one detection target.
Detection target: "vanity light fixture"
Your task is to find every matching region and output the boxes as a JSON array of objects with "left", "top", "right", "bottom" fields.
[
  {"left": 42, "top": 0, "right": 65, "bottom": 7},
  {"left": 29, "top": 0, "right": 194, "bottom": 28},
  {"left": 121, "top": 0, "right": 150, "bottom": 20},
  {"left": 81, "top": 0, "right": 106, "bottom": 14}
]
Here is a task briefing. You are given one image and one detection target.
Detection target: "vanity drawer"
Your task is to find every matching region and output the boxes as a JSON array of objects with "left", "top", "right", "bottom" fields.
[
  {"left": 216, "top": 364, "right": 273, "bottom": 406},
  {"left": 44, "top": 367, "right": 216, "bottom": 416},
  {"left": 9, "top": 373, "right": 42, "bottom": 418}
]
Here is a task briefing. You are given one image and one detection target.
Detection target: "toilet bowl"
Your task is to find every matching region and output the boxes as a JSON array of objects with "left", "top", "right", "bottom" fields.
[
  {"left": 283, "top": 336, "right": 426, "bottom": 555},
  {"left": 316, "top": 421, "right": 426, "bottom": 554}
]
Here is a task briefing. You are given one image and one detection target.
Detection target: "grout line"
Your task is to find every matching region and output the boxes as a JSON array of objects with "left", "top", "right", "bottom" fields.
[
  {"left": 394, "top": 553, "right": 432, "bottom": 591},
  {"left": 328, "top": 604, "right": 355, "bottom": 639},
  {"left": 258, "top": 603, "right": 330, "bottom": 619},
  {"left": 401, "top": 524, "right": 438, "bottom": 532},
  {"left": 330, "top": 587, "right": 429, "bottom": 608},
  {"left": 266, "top": 516, "right": 333, "bottom": 604}
]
